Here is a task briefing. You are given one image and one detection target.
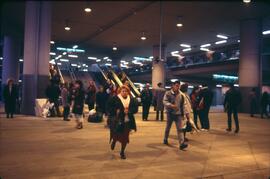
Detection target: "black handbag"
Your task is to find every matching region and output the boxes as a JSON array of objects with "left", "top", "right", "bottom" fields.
[{"left": 185, "top": 121, "right": 192, "bottom": 132}]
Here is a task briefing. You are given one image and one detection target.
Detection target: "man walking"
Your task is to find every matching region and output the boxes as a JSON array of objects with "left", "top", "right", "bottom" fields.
[
  {"left": 154, "top": 82, "right": 166, "bottom": 121},
  {"left": 163, "top": 81, "right": 189, "bottom": 150},
  {"left": 141, "top": 83, "right": 152, "bottom": 121},
  {"left": 198, "top": 84, "right": 213, "bottom": 131},
  {"left": 224, "top": 83, "right": 242, "bottom": 133}
]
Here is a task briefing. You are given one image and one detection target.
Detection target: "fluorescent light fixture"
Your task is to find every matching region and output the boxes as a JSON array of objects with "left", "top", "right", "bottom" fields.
[
  {"left": 133, "top": 57, "right": 151, "bottom": 61},
  {"left": 165, "top": 86, "right": 171, "bottom": 89},
  {"left": 19, "top": 59, "right": 23, "bottom": 62},
  {"left": 84, "top": 7, "right": 91, "bottom": 12},
  {"left": 107, "top": 59, "right": 112, "bottom": 62},
  {"left": 234, "top": 84, "right": 239, "bottom": 87},
  {"left": 262, "top": 30, "right": 270, "bottom": 35},
  {"left": 96, "top": 59, "right": 101, "bottom": 62},
  {"left": 171, "top": 51, "right": 179, "bottom": 54},
  {"left": 188, "top": 85, "right": 194, "bottom": 89},
  {"left": 182, "top": 48, "right": 191, "bottom": 52},
  {"left": 217, "top": 34, "right": 228, "bottom": 39},
  {"left": 0, "top": 57, "right": 3, "bottom": 60},
  {"left": 105, "top": 63, "right": 112, "bottom": 66},
  {"left": 68, "top": 54, "right": 78, "bottom": 58},
  {"left": 50, "top": 52, "right": 56, "bottom": 55},
  {"left": 149, "top": 56, "right": 153, "bottom": 59},
  {"left": 176, "top": 23, "right": 183, "bottom": 27},
  {"left": 237, "top": 40, "right": 240, "bottom": 43},
  {"left": 103, "top": 57, "right": 109, "bottom": 59},
  {"left": 49, "top": 60, "right": 55, "bottom": 64},
  {"left": 65, "top": 26, "right": 71, "bottom": 31},
  {"left": 73, "top": 45, "right": 78, "bottom": 49},
  {"left": 71, "top": 64, "right": 77, "bottom": 67},
  {"left": 200, "top": 44, "right": 211, "bottom": 48},
  {"left": 56, "top": 47, "right": 85, "bottom": 53},
  {"left": 83, "top": 69, "right": 88, "bottom": 72},
  {"left": 60, "top": 59, "right": 69, "bottom": 62},
  {"left": 199, "top": 85, "right": 202, "bottom": 88},
  {"left": 141, "top": 36, "right": 146, "bottom": 40},
  {"left": 170, "top": 79, "right": 178, "bottom": 82},
  {"left": 213, "top": 74, "right": 238, "bottom": 80},
  {"left": 200, "top": 48, "right": 210, "bottom": 52},
  {"left": 215, "top": 40, "right": 227, "bottom": 44},
  {"left": 57, "top": 63, "right": 62, "bottom": 66},
  {"left": 88, "top": 57, "right": 97, "bottom": 60},
  {"left": 113, "top": 47, "right": 117, "bottom": 51},
  {"left": 62, "top": 52, "right": 67, "bottom": 55},
  {"left": 216, "top": 84, "right": 222, "bottom": 88},
  {"left": 180, "top": 44, "right": 191, "bottom": 48},
  {"left": 50, "top": 41, "right": 55, "bottom": 44},
  {"left": 243, "top": 0, "right": 251, "bottom": 3},
  {"left": 19, "top": 80, "right": 22, "bottom": 83},
  {"left": 121, "top": 64, "right": 129, "bottom": 68}
]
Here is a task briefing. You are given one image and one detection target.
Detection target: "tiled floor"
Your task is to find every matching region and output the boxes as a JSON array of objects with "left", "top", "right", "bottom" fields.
[{"left": 0, "top": 110, "right": 270, "bottom": 179}]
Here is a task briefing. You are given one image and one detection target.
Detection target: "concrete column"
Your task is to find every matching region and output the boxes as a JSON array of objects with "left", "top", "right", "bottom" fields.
[
  {"left": 21, "top": 1, "right": 51, "bottom": 115},
  {"left": 1, "top": 36, "right": 20, "bottom": 84},
  {"left": 239, "top": 18, "right": 262, "bottom": 113},
  {"left": 152, "top": 44, "right": 166, "bottom": 89}
]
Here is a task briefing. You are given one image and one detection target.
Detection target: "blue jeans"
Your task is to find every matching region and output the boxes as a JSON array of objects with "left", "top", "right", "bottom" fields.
[{"left": 164, "top": 113, "right": 184, "bottom": 145}]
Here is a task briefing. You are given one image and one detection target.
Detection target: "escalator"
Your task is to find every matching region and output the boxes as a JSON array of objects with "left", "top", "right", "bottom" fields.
[{"left": 117, "top": 70, "right": 141, "bottom": 98}]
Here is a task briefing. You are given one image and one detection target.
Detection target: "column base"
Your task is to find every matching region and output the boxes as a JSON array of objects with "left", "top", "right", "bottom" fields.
[
  {"left": 239, "top": 86, "right": 260, "bottom": 113},
  {"left": 21, "top": 74, "right": 49, "bottom": 115}
]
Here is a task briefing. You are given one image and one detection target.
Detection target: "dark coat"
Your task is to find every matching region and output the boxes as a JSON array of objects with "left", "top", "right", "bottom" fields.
[
  {"left": 198, "top": 87, "right": 213, "bottom": 109},
  {"left": 224, "top": 88, "right": 242, "bottom": 109},
  {"left": 107, "top": 96, "right": 138, "bottom": 131},
  {"left": 86, "top": 87, "right": 96, "bottom": 105},
  {"left": 3, "top": 84, "right": 18, "bottom": 113},
  {"left": 96, "top": 91, "right": 108, "bottom": 113},
  {"left": 72, "top": 89, "right": 85, "bottom": 115},
  {"left": 141, "top": 89, "right": 153, "bottom": 105},
  {"left": 45, "top": 84, "right": 61, "bottom": 102}
]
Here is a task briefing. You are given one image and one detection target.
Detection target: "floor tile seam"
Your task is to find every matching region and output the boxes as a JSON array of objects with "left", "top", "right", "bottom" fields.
[
  {"left": 202, "top": 167, "right": 270, "bottom": 178},
  {"left": 200, "top": 134, "right": 217, "bottom": 177}
]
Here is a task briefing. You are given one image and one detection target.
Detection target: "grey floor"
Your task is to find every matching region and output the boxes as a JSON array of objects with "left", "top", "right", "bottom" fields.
[{"left": 0, "top": 109, "right": 270, "bottom": 179}]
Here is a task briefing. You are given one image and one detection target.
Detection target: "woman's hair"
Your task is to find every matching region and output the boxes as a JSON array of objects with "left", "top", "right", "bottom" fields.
[
  {"left": 118, "top": 85, "right": 130, "bottom": 94},
  {"left": 180, "top": 83, "right": 188, "bottom": 92},
  {"left": 75, "top": 80, "right": 84, "bottom": 90}
]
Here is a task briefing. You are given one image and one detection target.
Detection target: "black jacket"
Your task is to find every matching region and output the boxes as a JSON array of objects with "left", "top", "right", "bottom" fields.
[
  {"left": 3, "top": 84, "right": 18, "bottom": 104},
  {"left": 72, "top": 89, "right": 85, "bottom": 115},
  {"left": 46, "top": 84, "right": 61, "bottom": 102},
  {"left": 141, "top": 89, "right": 153, "bottom": 105},
  {"left": 107, "top": 96, "right": 138, "bottom": 131},
  {"left": 224, "top": 88, "right": 242, "bottom": 109}
]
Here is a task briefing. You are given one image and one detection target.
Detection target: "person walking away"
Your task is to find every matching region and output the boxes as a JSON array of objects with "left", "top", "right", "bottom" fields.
[
  {"left": 154, "top": 82, "right": 166, "bottom": 121},
  {"left": 86, "top": 80, "right": 96, "bottom": 111},
  {"left": 198, "top": 84, "right": 213, "bottom": 131},
  {"left": 72, "top": 80, "right": 85, "bottom": 129},
  {"left": 261, "top": 91, "right": 269, "bottom": 118},
  {"left": 107, "top": 85, "right": 138, "bottom": 159},
  {"left": 249, "top": 88, "right": 257, "bottom": 117},
  {"left": 163, "top": 81, "right": 190, "bottom": 150},
  {"left": 3, "top": 79, "right": 18, "bottom": 118},
  {"left": 180, "top": 83, "right": 199, "bottom": 141},
  {"left": 61, "top": 82, "right": 70, "bottom": 121},
  {"left": 190, "top": 86, "right": 201, "bottom": 129},
  {"left": 141, "top": 83, "right": 152, "bottom": 121},
  {"left": 224, "top": 83, "right": 242, "bottom": 133}
]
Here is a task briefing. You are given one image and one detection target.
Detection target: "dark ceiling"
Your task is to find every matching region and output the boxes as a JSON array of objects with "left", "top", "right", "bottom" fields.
[{"left": 1, "top": 1, "right": 270, "bottom": 58}]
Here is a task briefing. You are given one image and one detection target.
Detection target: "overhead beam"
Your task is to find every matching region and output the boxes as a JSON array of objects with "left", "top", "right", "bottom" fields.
[{"left": 78, "top": 1, "right": 156, "bottom": 45}]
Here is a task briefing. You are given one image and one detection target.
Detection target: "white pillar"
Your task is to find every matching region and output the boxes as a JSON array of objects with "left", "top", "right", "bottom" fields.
[
  {"left": 239, "top": 18, "right": 262, "bottom": 113},
  {"left": 152, "top": 45, "right": 166, "bottom": 89},
  {"left": 21, "top": 1, "right": 51, "bottom": 115}
]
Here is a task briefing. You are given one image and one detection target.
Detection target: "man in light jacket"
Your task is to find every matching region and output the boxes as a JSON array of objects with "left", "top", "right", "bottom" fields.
[{"left": 163, "top": 81, "right": 189, "bottom": 150}]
